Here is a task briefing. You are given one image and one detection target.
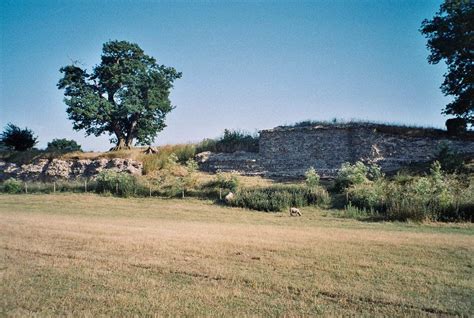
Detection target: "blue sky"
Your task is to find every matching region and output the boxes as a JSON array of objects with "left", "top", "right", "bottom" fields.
[{"left": 1, "top": 0, "right": 448, "bottom": 151}]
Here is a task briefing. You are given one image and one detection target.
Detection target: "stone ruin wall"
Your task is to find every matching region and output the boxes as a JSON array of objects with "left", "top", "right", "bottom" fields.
[
  {"left": 259, "top": 126, "right": 474, "bottom": 178},
  {"left": 2, "top": 126, "right": 473, "bottom": 181},
  {"left": 0, "top": 158, "right": 143, "bottom": 182}
]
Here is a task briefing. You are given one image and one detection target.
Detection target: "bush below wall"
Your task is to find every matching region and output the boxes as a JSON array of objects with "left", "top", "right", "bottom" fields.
[{"left": 228, "top": 185, "right": 330, "bottom": 212}]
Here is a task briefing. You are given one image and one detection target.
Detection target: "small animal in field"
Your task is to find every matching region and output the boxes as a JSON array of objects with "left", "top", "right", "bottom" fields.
[
  {"left": 289, "top": 207, "right": 301, "bottom": 217},
  {"left": 225, "top": 192, "right": 234, "bottom": 203}
]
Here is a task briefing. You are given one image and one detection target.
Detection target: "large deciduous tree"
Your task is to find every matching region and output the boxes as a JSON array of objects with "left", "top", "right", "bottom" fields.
[
  {"left": 420, "top": 0, "right": 473, "bottom": 127},
  {"left": 58, "top": 40, "right": 182, "bottom": 150}
]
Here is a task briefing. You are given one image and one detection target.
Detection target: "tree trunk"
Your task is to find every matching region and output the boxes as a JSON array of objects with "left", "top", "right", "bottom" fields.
[
  {"left": 110, "top": 120, "right": 134, "bottom": 151},
  {"left": 110, "top": 136, "right": 133, "bottom": 151}
]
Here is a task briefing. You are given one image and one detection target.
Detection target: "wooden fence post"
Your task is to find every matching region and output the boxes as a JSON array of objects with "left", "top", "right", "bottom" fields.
[
  {"left": 53, "top": 181, "right": 56, "bottom": 193},
  {"left": 25, "top": 182, "right": 28, "bottom": 194},
  {"left": 84, "top": 180, "right": 87, "bottom": 193}
]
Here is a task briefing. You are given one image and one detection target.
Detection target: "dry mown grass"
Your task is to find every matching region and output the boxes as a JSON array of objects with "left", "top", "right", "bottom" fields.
[{"left": 1, "top": 194, "right": 473, "bottom": 316}]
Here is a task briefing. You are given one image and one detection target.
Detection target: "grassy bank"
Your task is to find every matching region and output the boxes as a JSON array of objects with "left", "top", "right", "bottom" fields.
[{"left": 1, "top": 194, "right": 473, "bottom": 316}]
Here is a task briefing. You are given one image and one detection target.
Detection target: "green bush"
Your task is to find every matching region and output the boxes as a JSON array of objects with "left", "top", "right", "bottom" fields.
[
  {"left": 347, "top": 181, "right": 385, "bottom": 212},
  {"left": 196, "top": 129, "right": 259, "bottom": 154},
  {"left": 335, "top": 161, "right": 383, "bottom": 192},
  {"left": 1, "top": 123, "right": 38, "bottom": 151},
  {"left": 95, "top": 170, "right": 139, "bottom": 197},
  {"left": 335, "top": 162, "right": 370, "bottom": 191},
  {"left": 346, "top": 162, "right": 473, "bottom": 222},
  {"left": 229, "top": 185, "right": 330, "bottom": 212},
  {"left": 2, "top": 178, "right": 23, "bottom": 193},
  {"left": 445, "top": 118, "right": 467, "bottom": 135},
  {"left": 305, "top": 167, "right": 320, "bottom": 188},
  {"left": 195, "top": 138, "right": 217, "bottom": 154},
  {"left": 435, "top": 143, "right": 464, "bottom": 173},
  {"left": 215, "top": 172, "right": 240, "bottom": 192},
  {"left": 46, "top": 138, "right": 82, "bottom": 152}
]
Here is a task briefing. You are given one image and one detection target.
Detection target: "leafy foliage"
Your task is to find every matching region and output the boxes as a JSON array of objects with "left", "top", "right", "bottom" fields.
[
  {"left": 435, "top": 143, "right": 464, "bottom": 173},
  {"left": 2, "top": 178, "right": 23, "bottom": 194},
  {"left": 334, "top": 161, "right": 383, "bottom": 192},
  {"left": 445, "top": 118, "right": 467, "bottom": 134},
  {"left": 46, "top": 138, "right": 82, "bottom": 152},
  {"left": 1, "top": 123, "right": 38, "bottom": 151},
  {"left": 229, "top": 185, "right": 330, "bottom": 212},
  {"left": 95, "top": 170, "right": 139, "bottom": 197},
  {"left": 305, "top": 167, "right": 320, "bottom": 188},
  {"left": 196, "top": 129, "right": 259, "bottom": 153},
  {"left": 334, "top": 162, "right": 369, "bottom": 191},
  {"left": 420, "top": 0, "right": 474, "bottom": 125},
  {"left": 57, "top": 40, "right": 182, "bottom": 149},
  {"left": 347, "top": 162, "right": 473, "bottom": 222},
  {"left": 214, "top": 171, "right": 240, "bottom": 192}
]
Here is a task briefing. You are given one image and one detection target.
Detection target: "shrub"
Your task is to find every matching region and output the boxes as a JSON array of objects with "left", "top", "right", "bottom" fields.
[
  {"left": 445, "top": 118, "right": 466, "bottom": 135},
  {"left": 195, "top": 138, "right": 217, "bottom": 153},
  {"left": 435, "top": 143, "right": 464, "bottom": 173},
  {"left": 305, "top": 167, "right": 320, "bottom": 188},
  {"left": 347, "top": 181, "right": 385, "bottom": 212},
  {"left": 95, "top": 170, "right": 139, "bottom": 197},
  {"left": 196, "top": 129, "right": 259, "bottom": 154},
  {"left": 1, "top": 123, "right": 38, "bottom": 151},
  {"left": 335, "top": 162, "right": 370, "bottom": 191},
  {"left": 229, "top": 185, "right": 330, "bottom": 212},
  {"left": 346, "top": 162, "right": 473, "bottom": 222},
  {"left": 46, "top": 138, "right": 82, "bottom": 152},
  {"left": 2, "top": 178, "right": 23, "bottom": 193},
  {"left": 215, "top": 171, "right": 240, "bottom": 192}
]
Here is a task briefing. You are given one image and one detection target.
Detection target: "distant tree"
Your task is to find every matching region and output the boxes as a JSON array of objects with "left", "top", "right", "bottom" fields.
[
  {"left": 420, "top": 0, "right": 473, "bottom": 126},
  {"left": 57, "top": 40, "right": 182, "bottom": 150},
  {"left": 0, "top": 123, "right": 38, "bottom": 151},
  {"left": 46, "top": 138, "right": 82, "bottom": 152}
]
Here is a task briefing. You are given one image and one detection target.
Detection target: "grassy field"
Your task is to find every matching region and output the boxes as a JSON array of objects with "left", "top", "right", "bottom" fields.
[{"left": 1, "top": 194, "right": 473, "bottom": 316}]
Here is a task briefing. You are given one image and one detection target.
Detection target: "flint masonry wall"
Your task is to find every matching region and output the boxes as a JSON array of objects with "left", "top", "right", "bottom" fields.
[
  {"left": 0, "top": 158, "right": 142, "bottom": 182},
  {"left": 259, "top": 125, "right": 474, "bottom": 177}
]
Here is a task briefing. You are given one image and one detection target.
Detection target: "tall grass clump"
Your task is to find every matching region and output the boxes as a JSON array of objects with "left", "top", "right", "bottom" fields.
[
  {"left": 346, "top": 162, "right": 473, "bottom": 222},
  {"left": 198, "top": 171, "right": 240, "bottom": 200},
  {"left": 338, "top": 202, "right": 378, "bottom": 219},
  {"left": 141, "top": 144, "right": 196, "bottom": 175},
  {"left": 229, "top": 184, "right": 330, "bottom": 212},
  {"left": 1, "top": 178, "right": 23, "bottom": 193},
  {"left": 95, "top": 170, "right": 141, "bottom": 197},
  {"left": 169, "top": 159, "right": 199, "bottom": 198},
  {"left": 0, "top": 178, "right": 99, "bottom": 194}
]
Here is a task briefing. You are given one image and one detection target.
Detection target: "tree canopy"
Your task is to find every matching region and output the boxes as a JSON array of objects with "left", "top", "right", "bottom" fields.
[
  {"left": 46, "top": 138, "right": 82, "bottom": 152},
  {"left": 58, "top": 40, "right": 182, "bottom": 150},
  {"left": 420, "top": 0, "right": 473, "bottom": 126},
  {"left": 1, "top": 123, "right": 38, "bottom": 151}
]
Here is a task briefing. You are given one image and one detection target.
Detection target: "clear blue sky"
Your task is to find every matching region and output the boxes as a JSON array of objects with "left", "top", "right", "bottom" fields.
[{"left": 1, "top": 0, "right": 448, "bottom": 151}]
